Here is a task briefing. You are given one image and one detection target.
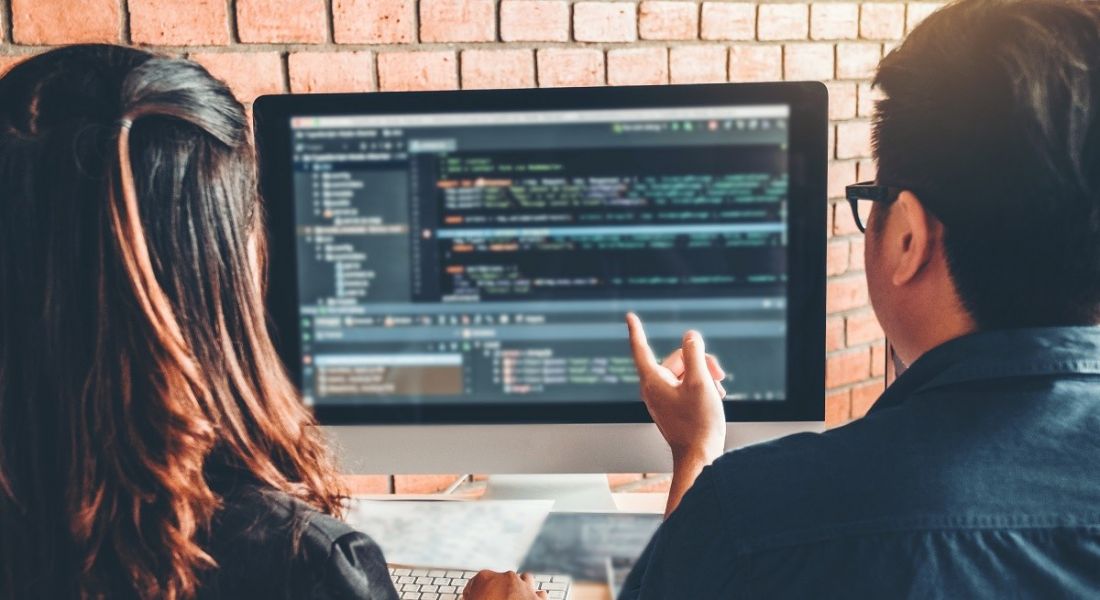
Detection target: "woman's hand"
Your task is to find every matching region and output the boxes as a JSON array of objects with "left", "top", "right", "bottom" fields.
[
  {"left": 462, "top": 571, "right": 547, "bottom": 599},
  {"left": 626, "top": 313, "right": 728, "bottom": 516}
]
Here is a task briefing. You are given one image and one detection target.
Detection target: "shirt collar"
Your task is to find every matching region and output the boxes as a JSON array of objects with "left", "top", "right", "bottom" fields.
[{"left": 870, "top": 326, "right": 1100, "bottom": 414}]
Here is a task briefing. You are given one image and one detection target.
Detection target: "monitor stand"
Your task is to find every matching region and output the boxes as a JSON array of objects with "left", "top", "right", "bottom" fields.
[{"left": 481, "top": 474, "right": 618, "bottom": 511}]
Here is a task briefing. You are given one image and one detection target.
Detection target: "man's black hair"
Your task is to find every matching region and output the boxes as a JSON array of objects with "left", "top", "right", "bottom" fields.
[{"left": 872, "top": 0, "right": 1100, "bottom": 329}]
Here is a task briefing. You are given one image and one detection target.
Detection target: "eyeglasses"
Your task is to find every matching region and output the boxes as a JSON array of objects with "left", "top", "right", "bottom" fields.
[{"left": 845, "top": 181, "right": 903, "bottom": 233}]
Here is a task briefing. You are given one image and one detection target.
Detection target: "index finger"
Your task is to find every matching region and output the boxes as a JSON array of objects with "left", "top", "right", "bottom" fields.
[{"left": 626, "top": 312, "right": 658, "bottom": 371}]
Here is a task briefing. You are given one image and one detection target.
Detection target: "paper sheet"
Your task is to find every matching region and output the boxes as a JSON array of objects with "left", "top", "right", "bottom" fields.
[{"left": 346, "top": 499, "right": 554, "bottom": 572}]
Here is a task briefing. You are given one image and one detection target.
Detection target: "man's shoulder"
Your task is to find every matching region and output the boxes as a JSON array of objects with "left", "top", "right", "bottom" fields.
[
  {"left": 704, "top": 387, "right": 1100, "bottom": 548},
  {"left": 703, "top": 408, "right": 953, "bottom": 544}
]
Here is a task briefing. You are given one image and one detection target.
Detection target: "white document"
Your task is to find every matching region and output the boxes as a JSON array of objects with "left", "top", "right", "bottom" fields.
[{"left": 345, "top": 499, "right": 554, "bottom": 572}]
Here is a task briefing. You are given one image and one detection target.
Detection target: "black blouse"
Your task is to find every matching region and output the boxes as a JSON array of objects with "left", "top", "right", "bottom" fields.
[{"left": 199, "top": 483, "right": 399, "bottom": 600}]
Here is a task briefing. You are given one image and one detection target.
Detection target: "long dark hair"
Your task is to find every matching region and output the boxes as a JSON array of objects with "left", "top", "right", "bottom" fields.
[{"left": 0, "top": 44, "right": 344, "bottom": 599}]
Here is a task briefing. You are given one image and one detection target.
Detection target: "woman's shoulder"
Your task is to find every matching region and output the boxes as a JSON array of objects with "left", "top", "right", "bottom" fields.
[{"left": 202, "top": 483, "right": 398, "bottom": 600}]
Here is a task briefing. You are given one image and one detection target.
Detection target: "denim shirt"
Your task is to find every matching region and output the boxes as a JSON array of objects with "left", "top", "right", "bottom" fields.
[{"left": 620, "top": 327, "right": 1100, "bottom": 599}]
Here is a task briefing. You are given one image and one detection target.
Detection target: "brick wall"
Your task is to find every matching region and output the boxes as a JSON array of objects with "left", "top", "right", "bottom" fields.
[{"left": 0, "top": 0, "right": 942, "bottom": 494}]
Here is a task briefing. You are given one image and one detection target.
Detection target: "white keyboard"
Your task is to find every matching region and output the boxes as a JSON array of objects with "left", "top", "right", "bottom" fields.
[{"left": 388, "top": 566, "right": 572, "bottom": 600}]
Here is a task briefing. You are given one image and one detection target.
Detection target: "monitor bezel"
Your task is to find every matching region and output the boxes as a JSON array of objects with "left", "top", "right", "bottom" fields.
[{"left": 254, "top": 82, "right": 827, "bottom": 425}]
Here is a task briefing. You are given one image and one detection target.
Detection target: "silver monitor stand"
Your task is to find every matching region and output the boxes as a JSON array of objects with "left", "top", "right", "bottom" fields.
[{"left": 327, "top": 421, "right": 825, "bottom": 510}]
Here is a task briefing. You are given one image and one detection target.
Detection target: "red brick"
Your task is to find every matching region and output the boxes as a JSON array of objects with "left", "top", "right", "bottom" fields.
[
  {"left": 461, "top": 49, "right": 536, "bottom": 90},
  {"left": 343, "top": 475, "right": 393, "bottom": 495},
  {"left": 0, "top": 56, "right": 26, "bottom": 77},
  {"left": 608, "top": 47, "right": 669, "bottom": 86},
  {"left": 810, "top": 3, "right": 858, "bottom": 40},
  {"left": 729, "top": 45, "right": 782, "bottom": 83},
  {"left": 836, "top": 120, "right": 872, "bottom": 159},
  {"left": 827, "top": 240, "right": 850, "bottom": 277},
  {"left": 378, "top": 51, "right": 459, "bottom": 92},
  {"left": 837, "top": 42, "right": 881, "bottom": 79},
  {"left": 825, "top": 81, "right": 857, "bottom": 120},
  {"left": 237, "top": 0, "right": 326, "bottom": 43},
  {"left": 851, "top": 379, "right": 884, "bottom": 416},
  {"left": 872, "top": 341, "right": 888, "bottom": 377},
  {"left": 825, "top": 388, "right": 852, "bottom": 427},
  {"left": 12, "top": 0, "right": 119, "bottom": 44},
  {"left": 839, "top": 122, "right": 874, "bottom": 162},
  {"left": 857, "top": 81, "right": 878, "bottom": 117},
  {"left": 669, "top": 46, "right": 726, "bottom": 84},
  {"left": 849, "top": 236, "right": 865, "bottom": 271},
  {"left": 130, "top": 0, "right": 229, "bottom": 46},
  {"left": 758, "top": 3, "right": 809, "bottom": 41},
  {"left": 828, "top": 159, "right": 857, "bottom": 199},
  {"left": 907, "top": 2, "right": 944, "bottom": 34},
  {"left": 826, "top": 315, "right": 845, "bottom": 352},
  {"left": 640, "top": 1, "right": 698, "bottom": 40},
  {"left": 189, "top": 52, "right": 283, "bottom": 103},
  {"left": 833, "top": 201, "right": 861, "bottom": 236},
  {"left": 421, "top": 0, "right": 496, "bottom": 42},
  {"left": 608, "top": 473, "right": 645, "bottom": 487},
  {"left": 826, "top": 348, "right": 871, "bottom": 388},
  {"left": 860, "top": 2, "right": 905, "bottom": 40},
  {"left": 574, "top": 2, "right": 638, "bottom": 42},
  {"left": 289, "top": 52, "right": 375, "bottom": 93},
  {"left": 784, "top": 43, "right": 834, "bottom": 81},
  {"left": 500, "top": 0, "right": 570, "bottom": 42},
  {"left": 846, "top": 310, "right": 884, "bottom": 346},
  {"left": 826, "top": 275, "right": 869, "bottom": 313},
  {"left": 538, "top": 49, "right": 605, "bottom": 87},
  {"left": 857, "top": 158, "right": 877, "bottom": 182},
  {"left": 394, "top": 474, "right": 462, "bottom": 494},
  {"left": 333, "top": 0, "right": 416, "bottom": 44},
  {"left": 701, "top": 2, "right": 755, "bottom": 41}
]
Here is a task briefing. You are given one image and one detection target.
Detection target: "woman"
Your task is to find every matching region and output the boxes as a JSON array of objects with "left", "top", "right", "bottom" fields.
[{"left": 0, "top": 45, "right": 539, "bottom": 600}]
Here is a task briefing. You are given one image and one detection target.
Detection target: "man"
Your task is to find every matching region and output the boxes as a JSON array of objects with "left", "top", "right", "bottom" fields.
[{"left": 621, "top": 0, "right": 1100, "bottom": 596}]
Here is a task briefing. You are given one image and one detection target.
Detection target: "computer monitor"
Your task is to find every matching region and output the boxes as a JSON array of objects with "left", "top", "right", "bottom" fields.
[{"left": 254, "top": 83, "right": 827, "bottom": 484}]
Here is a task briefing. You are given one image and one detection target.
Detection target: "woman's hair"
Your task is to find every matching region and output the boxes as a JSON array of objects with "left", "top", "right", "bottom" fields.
[{"left": 0, "top": 44, "right": 345, "bottom": 599}]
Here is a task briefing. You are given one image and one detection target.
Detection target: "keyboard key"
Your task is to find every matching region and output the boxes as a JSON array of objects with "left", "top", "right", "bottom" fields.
[
  {"left": 401, "top": 584, "right": 420, "bottom": 592},
  {"left": 433, "top": 577, "right": 451, "bottom": 585},
  {"left": 394, "top": 569, "right": 412, "bottom": 576},
  {"left": 445, "top": 571, "right": 465, "bottom": 578},
  {"left": 416, "top": 577, "right": 434, "bottom": 585},
  {"left": 398, "top": 576, "right": 415, "bottom": 584},
  {"left": 429, "top": 570, "right": 447, "bottom": 577},
  {"left": 410, "top": 569, "right": 430, "bottom": 576}
]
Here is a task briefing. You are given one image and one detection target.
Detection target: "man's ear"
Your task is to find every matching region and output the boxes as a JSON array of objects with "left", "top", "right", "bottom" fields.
[{"left": 891, "top": 191, "right": 938, "bottom": 287}]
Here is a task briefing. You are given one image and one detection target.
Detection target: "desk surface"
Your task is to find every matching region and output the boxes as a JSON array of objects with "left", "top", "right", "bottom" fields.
[
  {"left": 362, "top": 493, "right": 666, "bottom": 600},
  {"left": 574, "top": 582, "right": 613, "bottom": 600}
]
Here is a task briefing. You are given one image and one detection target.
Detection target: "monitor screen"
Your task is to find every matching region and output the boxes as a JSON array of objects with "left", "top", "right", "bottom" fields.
[
  {"left": 290, "top": 105, "right": 789, "bottom": 406},
  {"left": 255, "top": 83, "right": 826, "bottom": 424}
]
